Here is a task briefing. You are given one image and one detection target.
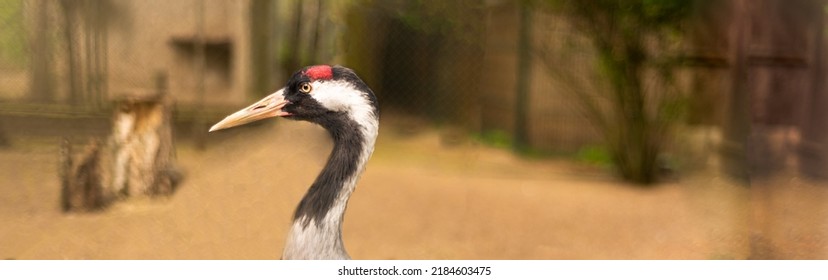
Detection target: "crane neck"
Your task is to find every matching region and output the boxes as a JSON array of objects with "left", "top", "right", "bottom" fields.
[{"left": 282, "top": 112, "right": 378, "bottom": 259}]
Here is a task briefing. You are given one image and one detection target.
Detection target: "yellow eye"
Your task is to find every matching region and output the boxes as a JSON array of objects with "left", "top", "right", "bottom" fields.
[{"left": 299, "top": 82, "right": 312, "bottom": 93}]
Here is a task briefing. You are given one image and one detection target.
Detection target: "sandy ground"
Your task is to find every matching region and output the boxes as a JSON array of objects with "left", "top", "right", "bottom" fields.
[{"left": 0, "top": 118, "right": 825, "bottom": 259}]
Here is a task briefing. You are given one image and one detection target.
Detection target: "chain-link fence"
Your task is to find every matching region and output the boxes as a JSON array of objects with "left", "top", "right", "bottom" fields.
[
  {"left": 342, "top": 0, "right": 601, "bottom": 153},
  {"left": 0, "top": 0, "right": 605, "bottom": 155}
]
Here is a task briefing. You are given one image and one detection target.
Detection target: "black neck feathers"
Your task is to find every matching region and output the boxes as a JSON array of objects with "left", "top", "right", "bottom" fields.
[{"left": 292, "top": 112, "right": 365, "bottom": 226}]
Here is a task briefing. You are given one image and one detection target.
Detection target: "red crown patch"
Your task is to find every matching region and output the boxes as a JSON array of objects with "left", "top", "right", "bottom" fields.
[{"left": 305, "top": 65, "right": 333, "bottom": 81}]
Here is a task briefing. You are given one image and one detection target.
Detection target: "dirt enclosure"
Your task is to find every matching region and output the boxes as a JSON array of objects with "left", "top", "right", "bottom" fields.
[{"left": 0, "top": 117, "right": 825, "bottom": 259}]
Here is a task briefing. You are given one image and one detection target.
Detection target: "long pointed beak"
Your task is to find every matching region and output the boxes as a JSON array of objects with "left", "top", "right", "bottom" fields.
[{"left": 209, "top": 89, "right": 290, "bottom": 132}]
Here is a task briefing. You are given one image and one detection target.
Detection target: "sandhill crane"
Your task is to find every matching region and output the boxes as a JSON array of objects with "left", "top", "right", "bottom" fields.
[{"left": 209, "top": 65, "right": 379, "bottom": 260}]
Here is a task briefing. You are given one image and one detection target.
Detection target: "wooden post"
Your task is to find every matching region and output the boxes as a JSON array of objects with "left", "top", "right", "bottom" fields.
[
  {"left": 29, "top": 1, "right": 55, "bottom": 103},
  {"left": 108, "top": 90, "right": 180, "bottom": 197},
  {"left": 60, "top": 138, "right": 108, "bottom": 212},
  {"left": 799, "top": 0, "right": 828, "bottom": 180},
  {"left": 0, "top": 119, "right": 9, "bottom": 147},
  {"left": 514, "top": 3, "right": 532, "bottom": 152},
  {"left": 250, "top": 0, "right": 274, "bottom": 98},
  {"left": 193, "top": 0, "right": 207, "bottom": 150},
  {"left": 60, "top": 0, "right": 82, "bottom": 105},
  {"left": 116, "top": 99, "right": 162, "bottom": 195},
  {"left": 721, "top": 0, "right": 750, "bottom": 183}
]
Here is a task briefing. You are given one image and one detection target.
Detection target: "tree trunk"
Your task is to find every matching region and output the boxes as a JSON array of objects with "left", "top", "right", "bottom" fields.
[
  {"left": 60, "top": 0, "right": 82, "bottom": 105},
  {"left": 721, "top": 0, "right": 750, "bottom": 183},
  {"left": 283, "top": 0, "right": 303, "bottom": 73},
  {"left": 799, "top": 1, "right": 827, "bottom": 180},
  {"left": 250, "top": 0, "right": 274, "bottom": 98},
  {"left": 598, "top": 39, "right": 659, "bottom": 185},
  {"left": 61, "top": 94, "right": 181, "bottom": 212},
  {"left": 29, "top": 1, "right": 55, "bottom": 103},
  {"left": 514, "top": 3, "right": 532, "bottom": 152}
]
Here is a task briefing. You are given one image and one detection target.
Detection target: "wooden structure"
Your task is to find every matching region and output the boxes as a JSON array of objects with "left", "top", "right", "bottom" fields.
[{"left": 685, "top": 0, "right": 827, "bottom": 180}]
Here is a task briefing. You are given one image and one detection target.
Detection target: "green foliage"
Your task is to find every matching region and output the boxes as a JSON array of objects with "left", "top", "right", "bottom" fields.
[
  {"left": 0, "top": 0, "right": 28, "bottom": 69},
  {"left": 537, "top": 0, "right": 704, "bottom": 184},
  {"left": 474, "top": 130, "right": 559, "bottom": 159},
  {"left": 475, "top": 130, "right": 513, "bottom": 149},
  {"left": 386, "top": 0, "right": 484, "bottom": 44},
  {"left": 547, "top": 0, "right": 700, "bottom": 30},
  {"left": 576, "top": 145, "right": 613, "bottom": 167}
]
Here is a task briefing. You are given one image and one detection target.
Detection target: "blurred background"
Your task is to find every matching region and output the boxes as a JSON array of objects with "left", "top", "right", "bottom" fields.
[{"left": 0, "top": 0, "right": 826, "bottom": 259}]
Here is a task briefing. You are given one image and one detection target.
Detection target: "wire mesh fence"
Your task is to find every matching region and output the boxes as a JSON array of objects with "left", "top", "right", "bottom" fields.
[
  {"left": 3, "top": 0, "right": 780, "bottom": 160},
  {"left": 0, "top": 0, "right": 605, "bottom": 155},
  {"left": 343, "top": 0, "right": 601, "bottom": 153}
]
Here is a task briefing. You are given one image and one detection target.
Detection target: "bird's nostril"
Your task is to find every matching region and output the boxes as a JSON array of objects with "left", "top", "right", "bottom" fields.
[{"left": 253, "top": 105, "right": 266, "bottom": 110}]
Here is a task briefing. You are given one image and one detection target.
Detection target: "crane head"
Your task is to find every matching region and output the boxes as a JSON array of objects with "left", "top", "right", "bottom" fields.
[{"left": 209, "top": 65, "right": 378, "bottom": 132}]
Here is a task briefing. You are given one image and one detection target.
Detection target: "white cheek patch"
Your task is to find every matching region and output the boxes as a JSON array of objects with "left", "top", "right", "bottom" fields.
[
  {"left": 310, "top": 80, "right": 376, "bottom": 123},
  {"left": 310, "top": 81, "right": 352, "bottom": 111}
]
